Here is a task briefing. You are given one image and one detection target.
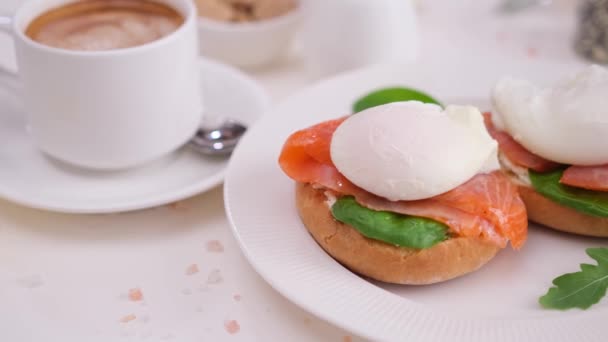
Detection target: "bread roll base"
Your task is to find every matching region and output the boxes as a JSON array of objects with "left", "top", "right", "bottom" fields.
[
  {"left": 517, "top": 185, "right": 608, "bottom": 237},
  {"left": 295, "top": 182, "right": 500, "bottom": 285},
  {"left": 497, "top": 150, "right": 608, "bottom": 237}
]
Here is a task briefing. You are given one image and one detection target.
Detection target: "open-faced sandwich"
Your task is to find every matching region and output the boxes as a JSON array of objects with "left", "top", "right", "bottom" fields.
[
  {"left": 279, "top": 101, "right": 528, "bottom": 285},
  {"left": 487, "top": 65, "right": 608, "bottom": 237}
]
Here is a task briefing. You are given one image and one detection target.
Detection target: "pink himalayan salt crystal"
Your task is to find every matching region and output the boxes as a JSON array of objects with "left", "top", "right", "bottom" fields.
[
  {"left": 120, "top": 314, "right": 136, "bottom": 323},
  {"left": 224, "top": 320, "right": 240, "bottom": 334},
  {"left": 185, "top": 264, "right": 199, "bottom": 275},
  {"left": 206, "top": 240, "right": 224, "bottom": 253},
  {"left": 343, "top": 336, "right": 353, "bottom": 342},
  {"left": 128, "top": 288, "right": 143, "bottom": 302}
]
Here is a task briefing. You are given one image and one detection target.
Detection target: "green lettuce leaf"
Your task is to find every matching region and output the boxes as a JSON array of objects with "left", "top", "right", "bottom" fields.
[
  {"left": 353, "top": 87, "right": 443, "bottom": 113},
  {"left": 540, "top": 248, "right": 608, "bottom": 310},
  {"left": 331, "top": 196, "right": 448, "bottom": 249},
  {"left": 529, "top": 169, "right": 608, "bottom": 217}
]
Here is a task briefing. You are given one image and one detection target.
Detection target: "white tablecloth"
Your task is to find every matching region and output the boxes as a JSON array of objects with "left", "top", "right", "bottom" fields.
[{"left": 0, "top": 1, "right": 586, "bottom": 341}]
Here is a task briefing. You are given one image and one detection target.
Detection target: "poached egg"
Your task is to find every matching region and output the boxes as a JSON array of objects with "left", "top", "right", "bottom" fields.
[
  {"left": 493, "top": 64, "right": 608, "bottom": 165},
  {"left": 330, "top": 101, "right": 497, "bottom": 201}
]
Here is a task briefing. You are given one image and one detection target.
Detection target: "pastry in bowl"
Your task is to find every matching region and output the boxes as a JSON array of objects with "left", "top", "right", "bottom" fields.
[{"left": 195, "top": 0, "right": 300, "bottom": 67}]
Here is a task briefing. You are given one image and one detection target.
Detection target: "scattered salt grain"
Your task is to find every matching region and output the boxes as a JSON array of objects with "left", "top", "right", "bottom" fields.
[
  {"left": 120, "top": 314, "right": 137, "bottom": 323},
  {"left": 206, "top": 240, "right": 224, "bottom": 253},
  {"left": 185, "top": 264, "right": 199, "bottom": 275},
  {"left": 128, "top": 288, "right": 144, "bottom": 302},
  {"left": 224, "top": 320, "right": 240, "bottom": 335},
  {"left": 206, "top": 269, "right": 223, "bottom": 284}
]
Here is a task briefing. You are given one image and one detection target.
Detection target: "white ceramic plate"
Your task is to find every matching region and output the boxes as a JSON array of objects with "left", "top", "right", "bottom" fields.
[
  {"left": 0, "top": 58, "right": 268, "bottom": 213},
  {"left": 225, "top": 59, "right": 608, "bottom": 341}
]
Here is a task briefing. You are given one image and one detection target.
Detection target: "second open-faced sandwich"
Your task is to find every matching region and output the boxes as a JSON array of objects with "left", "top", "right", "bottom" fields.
[
  {"left": 279, "top": 101, "right": 528, "bottom": 285},
  {"left": 487, "top": 65, "right": 608, "bottom": 237}
]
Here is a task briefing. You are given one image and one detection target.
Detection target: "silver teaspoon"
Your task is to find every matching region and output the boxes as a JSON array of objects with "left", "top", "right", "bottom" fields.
[{"left": 189, "top": 119, "right": 247, "bottom": 156}]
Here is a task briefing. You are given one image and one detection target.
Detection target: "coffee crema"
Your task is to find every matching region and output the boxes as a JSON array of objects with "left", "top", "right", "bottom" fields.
[{"left": 26, "top": 0, "right": 184, "bottom": 51}]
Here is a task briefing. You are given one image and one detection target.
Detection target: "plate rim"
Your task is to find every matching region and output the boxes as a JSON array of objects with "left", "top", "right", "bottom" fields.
[{"left": 224, "top": 61, "right": 607, "bottom": 341}]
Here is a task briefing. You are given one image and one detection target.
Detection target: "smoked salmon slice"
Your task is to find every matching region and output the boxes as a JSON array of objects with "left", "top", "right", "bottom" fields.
[
  {"left": 278, "top": 117, "right": 359, "bottom": 194},
  {"left": 483, "top": 113, "right": 608, "bottom": 192},
  {"left": 483, "top": 113, "right": 560, "bottom": 172},
  {"left": 560, "top": 164, "right": 608, "bottom": 191},
  {"left": 279, "top": 117, "right": 528, "bottom": 249}
]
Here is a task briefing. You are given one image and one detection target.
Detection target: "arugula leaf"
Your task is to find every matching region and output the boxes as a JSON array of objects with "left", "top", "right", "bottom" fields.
[
  {"left": 529, "top": 169, "right": 608, "bottom": 217},
  {"left": 331, "top": 196, "right": 448, "bottom": 249},
  {"left": 540, "top": 248, "right": 608, "bottom": 310},
  {"left": 353, "top": 87, "right": 443, "bottom": 113}
]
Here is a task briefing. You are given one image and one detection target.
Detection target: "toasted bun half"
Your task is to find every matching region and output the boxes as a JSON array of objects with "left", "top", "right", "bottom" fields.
[
  {"left": 497, "top": 151, "right": 608, "bottom": 237},
  {"left": 517, "top": 185, "right": 608, "bottom": 237},
  {"left": 295, "top": 182, "right": 500, "bottom": 285}
]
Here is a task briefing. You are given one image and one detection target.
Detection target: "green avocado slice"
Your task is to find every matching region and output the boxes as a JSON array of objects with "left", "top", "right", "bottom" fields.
[
  {"left": 331, "top": 196, "right": 449, "bottom": 249},
  {"left": 529, "top": 169, "right": 608, "bottom": 217}
]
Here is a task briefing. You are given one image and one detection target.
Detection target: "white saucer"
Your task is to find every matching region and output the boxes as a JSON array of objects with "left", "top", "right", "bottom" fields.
[{"left": 0, "top": 58, "right": 269, "bottom": 213}]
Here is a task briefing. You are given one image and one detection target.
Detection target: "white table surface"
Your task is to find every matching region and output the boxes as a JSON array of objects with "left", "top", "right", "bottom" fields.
[{"left": 0, "top": 1, "right": 587, "bottom": 341}]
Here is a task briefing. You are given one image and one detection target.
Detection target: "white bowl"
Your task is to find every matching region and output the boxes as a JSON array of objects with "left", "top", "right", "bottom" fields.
[{"left": 197, "top": 6, "right": 301, "bottom": 68}]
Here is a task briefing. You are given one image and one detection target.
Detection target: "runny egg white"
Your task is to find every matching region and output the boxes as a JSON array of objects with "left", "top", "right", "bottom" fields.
[
  {"left": 330, "top": 101, "right": 497, "bottom": 201},
  {"left": 493, "top": 64, "right": 608, "bottom": 165}
]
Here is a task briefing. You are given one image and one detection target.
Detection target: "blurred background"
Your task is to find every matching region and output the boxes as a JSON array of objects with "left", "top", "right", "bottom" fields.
[
  {"left": 0, "top": 0, "right": 589, "bottom": 100},
  {"left": 0, "top": 1, "right": 602, "bottom": 341}
]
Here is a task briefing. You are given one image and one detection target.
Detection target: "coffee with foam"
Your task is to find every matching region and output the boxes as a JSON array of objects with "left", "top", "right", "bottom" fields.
[{"left": 26, "top": 0, "right": 184, "bottom": 51}]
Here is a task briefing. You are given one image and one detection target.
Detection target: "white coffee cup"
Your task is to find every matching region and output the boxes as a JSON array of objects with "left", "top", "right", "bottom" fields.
[{"left": 0, "top": 0, "right": 203, "bottom": 170}]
